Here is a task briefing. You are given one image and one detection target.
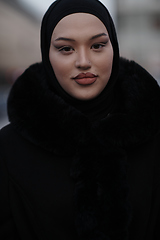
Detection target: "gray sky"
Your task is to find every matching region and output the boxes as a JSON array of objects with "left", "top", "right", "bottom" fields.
[
  {"left": 17, "top": 0, "right": 55, "bottom": 19},
  {"left": 17, "top": 0, "right": 116, "bottom": 21}
]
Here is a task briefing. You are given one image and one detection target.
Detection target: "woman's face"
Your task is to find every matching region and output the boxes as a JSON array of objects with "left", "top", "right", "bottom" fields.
[{"left": 49, "top": 13, "right": 113, "bottom": 100}]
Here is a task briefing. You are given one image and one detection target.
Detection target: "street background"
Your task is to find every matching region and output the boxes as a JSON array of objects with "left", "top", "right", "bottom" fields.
[{"left": 0, "top": 0, "right": 160, "bottom": 128}]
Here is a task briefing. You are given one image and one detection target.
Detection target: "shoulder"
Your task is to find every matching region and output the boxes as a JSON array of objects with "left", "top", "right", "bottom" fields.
[
  {"left": 0, "top": 124, "right": 32, "bottom": 157},
  {"left": 119, "top": 57, "right": 159, "bottom": 89},
  {"left": 0, "top": 124, "right": 17, "bottom": 158},
  {"left": 0, "top": 124, "right": 19, "bottom": 144},
  {"left": 0, "top": 124, "right": 14, "bottom": 147},
  {"left": 104, "top": 57, "right": 160, "bottom": 148},
  {"left": 8, "top": 62, "right": 45, "bottom": 101},
  {"left": 117, "top": 57, "right": 160, "bottom": 109}
]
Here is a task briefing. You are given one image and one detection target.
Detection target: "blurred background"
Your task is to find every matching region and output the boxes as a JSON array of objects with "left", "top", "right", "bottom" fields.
[{"left": 0, "top": 0, "right": 160, "bottom": 128}]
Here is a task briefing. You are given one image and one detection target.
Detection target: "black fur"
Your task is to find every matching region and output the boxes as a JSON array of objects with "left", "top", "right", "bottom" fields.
[{"left": 7, "top": 57, "right": 160, "bottom": 239}]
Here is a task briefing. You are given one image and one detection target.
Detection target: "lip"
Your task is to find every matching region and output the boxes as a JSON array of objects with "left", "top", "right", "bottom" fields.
[{"left": 73, "top": 72, "right": 97, "bottom": 85}]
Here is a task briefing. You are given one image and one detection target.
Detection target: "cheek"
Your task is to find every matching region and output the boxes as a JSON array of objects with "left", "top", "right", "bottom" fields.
[
  {"left": 98, "top": 54, "right": 113, "bottom": 77},
  {"left": 50, "top": 58, "right": 63, "bottom": 80},
  {"left": 104, "top": 49, "right": 113, "bottom": 76},
  {"left": 49, "top": 54, "right": 72, "bottom": 80}
]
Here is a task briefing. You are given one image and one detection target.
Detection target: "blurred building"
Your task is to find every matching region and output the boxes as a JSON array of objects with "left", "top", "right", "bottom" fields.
[
  {"left": 0, "top": 0, "right": 41, "bottom": 85},
  {"left": 0, "top": 0, "right": 41, "bottom": 127},
  {"left": 117, "top": 0, "right": 160, "bottom": 82}
]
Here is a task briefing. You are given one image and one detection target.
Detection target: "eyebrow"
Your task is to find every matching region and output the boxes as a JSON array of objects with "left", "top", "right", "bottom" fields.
[
  {"left": 90, "top": 33, "right": 108, "bottom": 40},
  {"left": 55, "top": 37, "right": 75, "bottom": 42},
  {"left": 54, "top": 33, "right": 108, "bottom": 42}
]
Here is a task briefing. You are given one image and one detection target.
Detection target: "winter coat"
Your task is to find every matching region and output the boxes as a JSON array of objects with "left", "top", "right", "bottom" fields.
[{"left": 0, "top": 57, "right": 160, "bottom": 240}]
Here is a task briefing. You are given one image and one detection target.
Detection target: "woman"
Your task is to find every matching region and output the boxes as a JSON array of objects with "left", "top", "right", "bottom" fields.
[{"left": 0, "top": 0, "right": 160, "bottom": 239}]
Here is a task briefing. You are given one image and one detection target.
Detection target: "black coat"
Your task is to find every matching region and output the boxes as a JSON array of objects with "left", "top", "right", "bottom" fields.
[{"left": 0, "top": 58, "right": 160, "bottom": 240}]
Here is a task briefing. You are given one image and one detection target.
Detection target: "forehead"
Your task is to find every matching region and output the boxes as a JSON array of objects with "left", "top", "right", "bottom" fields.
[{"left": 52, "top": 13, "right": 108, "bottom": 36}]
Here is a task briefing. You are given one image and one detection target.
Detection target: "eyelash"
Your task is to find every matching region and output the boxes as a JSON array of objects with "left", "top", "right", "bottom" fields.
[
  {"left": 57, "top": 46, "right": 74, "bottom": 52},
  {"left": 91, "top": 42, "right": 108, "bottom": 50},
  {"left": 55, "top": 41, "right": 108, "bottom": 54}
]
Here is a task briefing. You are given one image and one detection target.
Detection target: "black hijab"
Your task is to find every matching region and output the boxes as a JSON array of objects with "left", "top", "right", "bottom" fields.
[{"left": 41, "top": 0, "right": 119, "bottom": 121}]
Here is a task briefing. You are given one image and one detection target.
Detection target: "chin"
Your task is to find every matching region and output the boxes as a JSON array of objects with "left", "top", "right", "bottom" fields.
[{"left": 72, "top": 93, "right": 99, "bottom": 101}]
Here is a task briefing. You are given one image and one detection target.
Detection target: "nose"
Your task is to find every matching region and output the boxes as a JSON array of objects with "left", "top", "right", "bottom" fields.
[{"left": 75, "top": 48, "right": 91, "bottom": 69}]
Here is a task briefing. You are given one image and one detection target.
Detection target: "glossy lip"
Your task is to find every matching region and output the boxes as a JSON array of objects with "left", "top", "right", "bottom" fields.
[
  {"left": 73, "top": 72, "right": 98, "bottom": 85},
  {"left": 73, "top": 72, "right": 97, "bottom": 79}
]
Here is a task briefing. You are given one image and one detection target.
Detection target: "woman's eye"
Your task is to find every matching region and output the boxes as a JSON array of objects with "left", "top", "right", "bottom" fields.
[
  {"left": 59, "top": 46, "right": 74, "bottom": 52},
  {"left": 91, "top": 42, "right": 107, "bottom": 50}
]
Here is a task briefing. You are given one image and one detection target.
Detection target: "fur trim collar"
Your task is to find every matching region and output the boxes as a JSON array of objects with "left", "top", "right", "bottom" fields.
[
  {"left": 8, "top": 57, "right": 160, "bottom": 153},
  {"left": 7, "top": 57, "right": 160, "bottom": 239}
]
